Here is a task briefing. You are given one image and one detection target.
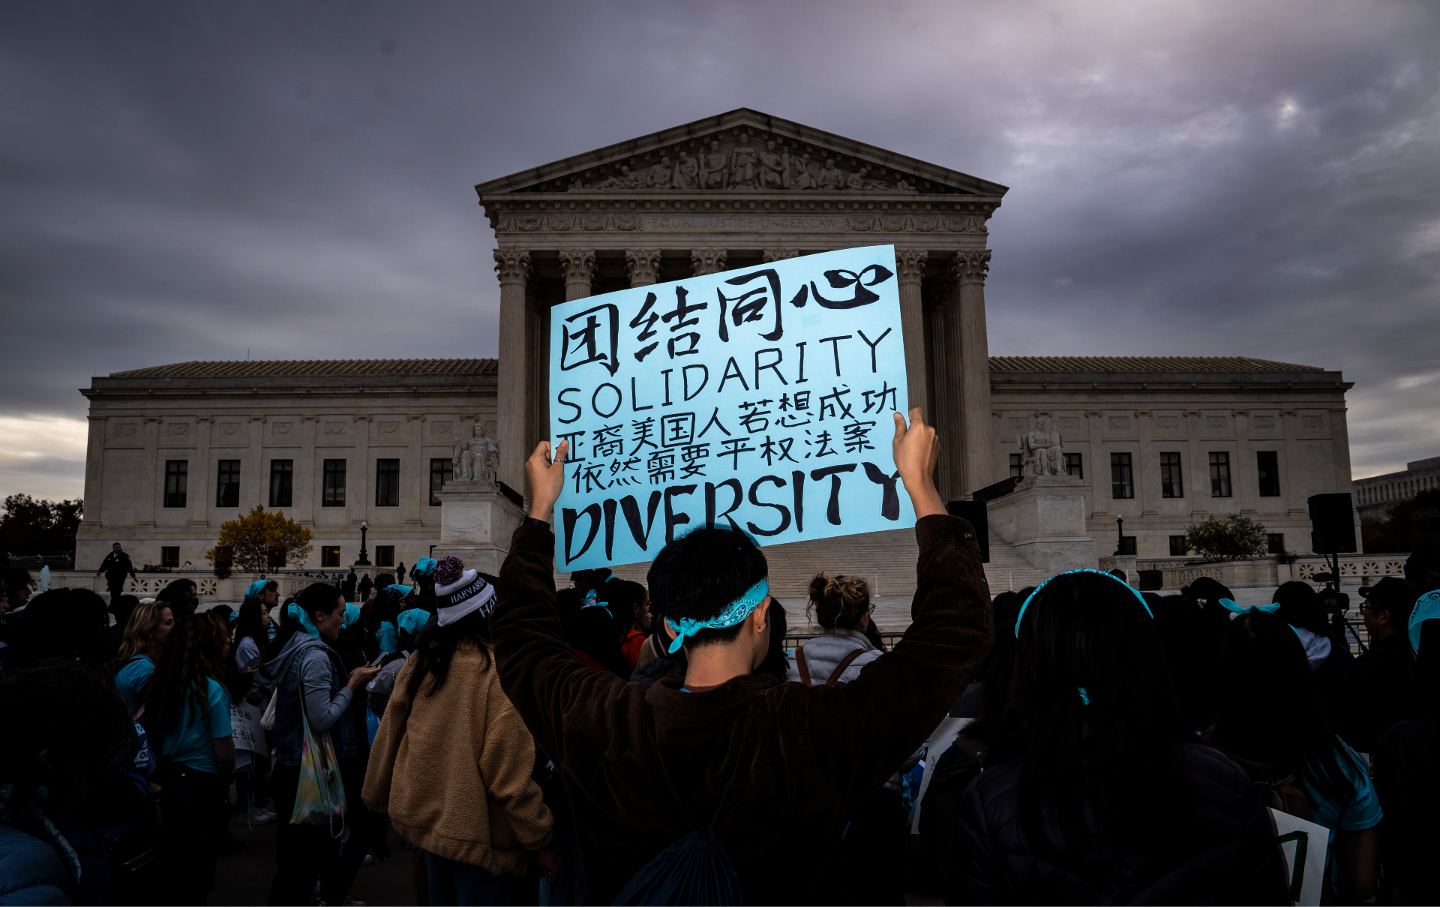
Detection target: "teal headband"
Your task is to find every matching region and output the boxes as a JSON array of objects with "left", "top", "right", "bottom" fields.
[
  {"left": 1014, "top": 568, "right": 1154, "bottom": 638},
  {"left": 342, "top": 603, "right": 361, "bottom": 629},
  {"left": 666, "top": 578, "right": 769, "bottom": 654},
  {"left": 411, "top": 557, "right": 438, "bottom": 579},
  {"left": 287, "top": 602, "right": 320, "bottom": 639},
  {"left": 1219, "top": 598, "right": 1282, "bottom": 618},
  {"left": 386, "top": 584, "right": 414, "bottom": 598},
  {"left": 1408, "top": 590, "right": 1440, "bottom": 653},
  {"left": 245, "top": 579, "right": 273, "bottom": 600}
]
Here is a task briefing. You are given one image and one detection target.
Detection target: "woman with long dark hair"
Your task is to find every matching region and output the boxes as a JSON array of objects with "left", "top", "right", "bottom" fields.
[
  {"left": 951, "top": 570, "right": 1287, "bottom": 903},
  {"left": 110, "top": 600, "right": 175, "bottom": 715},
  {"left": 259, "top": 582, "right": 378, "bottom": 905},
  {"left": 364, "top": 557, "right": 554, "bottom": 905},
  {"left": 1212, "top": 609, "right": 1382, "bottom": 902},
  {"left": 232, "top": 581, "right": 278, "bottom": 826},
  {"left": 142, "top": 614, "right": 235, "bottom": 904}
]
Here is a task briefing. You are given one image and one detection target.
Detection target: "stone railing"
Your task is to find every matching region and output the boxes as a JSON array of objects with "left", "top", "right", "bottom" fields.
[
  {"left": 43, "top": 568, "right": 367, "bottom": 603},
  {"left": 1138, "top": 553, "right": 1408, "bottom": 592}
]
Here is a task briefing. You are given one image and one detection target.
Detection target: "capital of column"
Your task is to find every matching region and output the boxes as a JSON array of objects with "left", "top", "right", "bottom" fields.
[
  {"left": 691, "top": 248, "right": 727, "bottom": 275},
  {"left": 493, "top": 248, "right": 531, "bottom": 286},
  {"left": 761, "top": 248, "right": 801, "bottom": 263},
  {"left": 625, "top": 248, "right": 662, "bottom": 285},
  {"left": 953, "top": 249, "right": 992, "bottom": 285},
  {"left": 896, "top": 249, "right": 928, "bottom": 285},
  {"left": 558, "top": 249, "right": 596, "bottom": 283}
]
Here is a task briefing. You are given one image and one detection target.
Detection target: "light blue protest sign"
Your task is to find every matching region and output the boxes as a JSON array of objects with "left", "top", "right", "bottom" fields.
[{"left": 548, "top": 244, "right": 913, "bottom": 572}]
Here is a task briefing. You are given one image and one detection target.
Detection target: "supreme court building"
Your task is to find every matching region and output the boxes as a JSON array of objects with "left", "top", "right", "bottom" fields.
[{"left": 76, "top": 110, "right": 1358, "bottom": 580}]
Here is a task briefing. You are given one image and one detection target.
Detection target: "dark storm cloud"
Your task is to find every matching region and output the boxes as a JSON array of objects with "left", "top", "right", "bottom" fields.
[{"left": 2, "top": 0, "right": 1437, "bottom": 499}]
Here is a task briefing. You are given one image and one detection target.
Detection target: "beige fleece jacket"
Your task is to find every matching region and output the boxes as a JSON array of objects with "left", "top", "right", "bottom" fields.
[{"left": 362, "top": 641, "right": 553, "bottom": 874}]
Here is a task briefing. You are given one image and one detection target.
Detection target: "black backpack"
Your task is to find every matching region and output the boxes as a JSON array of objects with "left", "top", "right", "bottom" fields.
[{"left": 611, "top": 828, "right": 742, "bottom": 906}]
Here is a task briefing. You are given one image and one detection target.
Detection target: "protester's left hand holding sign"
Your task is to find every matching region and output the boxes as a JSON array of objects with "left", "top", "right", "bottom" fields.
[{"left": 526, "top": 439, "right": 569, "bottom": 521}]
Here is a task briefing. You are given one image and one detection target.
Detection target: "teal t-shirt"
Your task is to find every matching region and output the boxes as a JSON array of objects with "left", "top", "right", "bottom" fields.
[
  {"left": 159, "top": 678, "right": 233, "bottom": 773},
  {"left": 114, "top": 655, "right": 154, "bottom": 715},
  {"left": 1303, "top": 737, "right": 1383, "bottom": 835}
]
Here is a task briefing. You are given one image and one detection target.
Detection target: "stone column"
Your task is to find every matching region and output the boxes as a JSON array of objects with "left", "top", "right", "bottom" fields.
[
  {"left": 560, "top": 249, "right": 596, "bottom": 301},
  {"left": 298, "top": 416, "right": 317, "bottom": 526},
  {"left": 762, "top": 248, "right": 800, "bottom": 263},
  {"left": 247, "top": 417, "right": 264, "bottom": 510},
  {"left": 928, "top": 304, "right": 956, "bottom": 498},
  {"left": 690, "top": 248, "right": 727, "bottom": 275},
  {"left": 191, "top": 416, "right": 212, "bottom": 526},
  {"left": 494, "top": 248, "right": 531, "bottom": 492},
  {"left": 626, "top": 248, "right": 662, "bottom": 287},
  {"left": 895, "top": 250, "right": 929, "bottom": 419},
  {"left": 954, "top": 249, "right": 995, "bottom": 495}
]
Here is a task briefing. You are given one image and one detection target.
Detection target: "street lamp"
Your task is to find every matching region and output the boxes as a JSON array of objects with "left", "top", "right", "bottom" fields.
[
  {"left": 1115, "top": 515, "right": 1125, "bottom": 556},
  {"left": 357, "top": 520, "right": 371, "bottom": 566}
]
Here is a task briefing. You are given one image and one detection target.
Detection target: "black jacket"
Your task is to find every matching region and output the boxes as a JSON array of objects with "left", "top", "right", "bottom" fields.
[
  {"left": 97, "top": 550, "right": 136, "bottom": 583},
  {"left": 1339, "top": 632, "right": 1415, "bottom": 754},
  {"left": 1373, "top": 718, "right": 1440, "bottom": 904},
  {"left": 952, "top": 742, "right": 1289, "bottom": 904},
  {"left": 495, "top": 514, "right": 992, "bottom": 905}
]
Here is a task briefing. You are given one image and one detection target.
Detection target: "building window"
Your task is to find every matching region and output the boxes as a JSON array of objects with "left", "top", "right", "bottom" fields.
[
  {"left": 1110, "top": 453, "right": 1134, "bottom": 499},
  {"left": 1168, "top": 535, "right": 1189, "bottom": 556},
  {"left": 1009, "top": 453, "right": 1024, "bottom": 479},
  {"left": 322, "top": 459, "right": 346, "bottom": 508},
  {"left": 269, "top": 459, "right": 294, "bottom": 507},
  {"left": 1268, "top": 533, "right": 1286, "bottom": 555},
  {"left": 163, "top": 460, "right": 188, "bottom": 508},
  {"left": 216, "top": 459, "right": 240, "bottom": 508},
  {"left": 160, "top": 546, "right": 180, "bottom": 569},
  {"left": 1160, "top": 452, "right": 1184, "bottom": 498},
  {"left": 1064, "top": 452, "right": 1084, "bottom": 480},
  {"left": 1209, "top": 451, "right": 1232, "bottom": 497},
  {"left": 321, "top": 545, "right": 341, "bottom": 568},
  {"left": 1117, "top": 535, "right": 1137, "bottom": 556},
  {"left": 1257, "top": 450, "right": 1281, "bottom": 497},
  {"left": 376, "top": 545, "right": 395, "bottom": 568},
  {"left": 376, "top": 459, "right": 400, "bottom": 507},
  {"left": 429, "top": 458, "right": 453, "bottom": 506}
]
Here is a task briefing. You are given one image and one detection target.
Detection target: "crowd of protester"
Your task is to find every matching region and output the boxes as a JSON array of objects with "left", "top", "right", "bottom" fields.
[{"left": 2, "top": 412, "right": 1440, "bottom": 904}]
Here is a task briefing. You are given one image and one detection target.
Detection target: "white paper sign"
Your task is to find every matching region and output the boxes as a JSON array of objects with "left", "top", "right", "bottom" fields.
[{"left": 1270, "top": 808, "right": 1329, "bottom": 906}]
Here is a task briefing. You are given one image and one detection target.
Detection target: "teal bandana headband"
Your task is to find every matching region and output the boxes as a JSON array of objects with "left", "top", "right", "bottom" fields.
[
  {"left": 411, "top": 557, "right": 438, "bottom": 579},
  {"left": 342, "top": 603, "right": 361, "bottom": 629},
  {"left": 287, "top": 602, "right": 320, "bottom": 639},
  {"left": 1408, "top": 590, "right": 1440, "bottom": 653},
  {"left": 666, "top": 578, "right": 769, "bottom": 654},
  {"left": 1219, "top": 598, "right": 1282, "bottom": 618},
  {"left": 398, "top": 608, "right": 430, "bottom": 638},
  {"left": 386, "top": 584, "right": 413, "bottom": 598},
  {"left": 245, "top": 579, "right": 272, "bottom": 600}
]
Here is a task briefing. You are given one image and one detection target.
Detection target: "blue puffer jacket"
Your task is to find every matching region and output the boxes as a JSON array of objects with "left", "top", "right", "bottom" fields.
[
  {"left": 259, "top": 633, "right": 354, "bottom": 766},
  {"left": 0, "top": 821, "right": 71, "bottom": 905}
]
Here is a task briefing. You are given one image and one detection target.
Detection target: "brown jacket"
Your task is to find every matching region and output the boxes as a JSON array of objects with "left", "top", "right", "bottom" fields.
[
  {"left": 494, "top": 514, "right": 992, "bottom": 903},
  {"left": 362, "top": 642, "right": 553, "bottom": 874}
]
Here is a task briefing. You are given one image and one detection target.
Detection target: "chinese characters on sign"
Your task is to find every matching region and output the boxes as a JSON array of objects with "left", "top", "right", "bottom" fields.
[{"left": 549, "top": 245, "right": 913, "bottom": 571}]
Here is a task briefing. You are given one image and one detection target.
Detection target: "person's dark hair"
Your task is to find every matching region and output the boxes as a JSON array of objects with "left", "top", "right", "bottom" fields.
[
  {"left": 15, "top": 588, "right": 110, "bottom": 666},
  {"left": 996, "top": 571, "right": 1187, "bottom": 857},
  {"left": 755, "top": 598, "right": 790, "bottom": 682},
  {"left": 647, "top": 525, "right": 767, "bottom": 650},
  {"left": 602, "top": 579, "right": 648, "bottom": 634},
  {"left": 142, "top": 612, "right": 228, "bottom": 740},
  {"left": 572, "top": 568, "right": 613, "bottom": 594},
  {"left": 807, "top": 573, "right": 872, "bottom": 630},
  {"left": 209, "top": 605, "right": 234, "bottom": 626},
  {"left": 1406, "top": 545, "right": 1440, "bottom": 592},
  {"left": 112, "top": 593, "right": 141, "bottom": 631},
  {"left": 1211, "top": 610, "right": 1356, "bottom": 805},
  {"left": 268, "top": 582, "right": 343, "bottom": 656},
  {"left": 1274, "top": 581, "right": 1327, "bottom": 634},
  {"left": 372, "top": 573, "right": 395, "bottom": 591},
  {"left": 965, "top": 590, "right": 1023, "bottom": 741},
  {"left": 3, "top": 567, "right": 33, "bottom": 598},
  {"left": 407, "top": 573, "right": 497, "bottom": 697},
  {"left": 363, "top": 585, "right": 405, "bottom": 641},
  {"left": 563, "top": 604, "right": 632, "bottom": 677},
  {"left": 0, "top": 662, "right": 134, "bottom": 824},
  {"left": 1149, "top": 594, "right": 1225, "bottom": 733},
  {"left": 156, "top": 578, "right": 199, "bottom": 623},
  {"left": 233, "top": 597, "right": 268, "bottom": 652}
]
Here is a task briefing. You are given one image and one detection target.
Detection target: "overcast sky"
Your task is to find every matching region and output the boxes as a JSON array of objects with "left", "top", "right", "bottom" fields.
[{"left": 3, "top": 0, "right": 1438, "bottom": 502}]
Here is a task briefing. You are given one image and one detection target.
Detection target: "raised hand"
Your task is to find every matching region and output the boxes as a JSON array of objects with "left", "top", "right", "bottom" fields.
[
  {"left": 525, "top": 440, "right": 569, "bottom": 521},
  {"left": 892, "top": 408, "right": 945, "bottom": 518}
]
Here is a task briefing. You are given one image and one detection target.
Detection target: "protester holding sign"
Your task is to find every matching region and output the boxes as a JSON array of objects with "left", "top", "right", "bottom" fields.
[{"left": 494, "top": 408, "right": 992, "bottom": 903}]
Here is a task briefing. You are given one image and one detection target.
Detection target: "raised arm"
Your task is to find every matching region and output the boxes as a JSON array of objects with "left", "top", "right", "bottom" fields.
[
  {"left": 797, "top": 410, "right": 993, "bottom": 803},
  {"left": 493, "top": 441, "right": 626, "bottom": 763}
]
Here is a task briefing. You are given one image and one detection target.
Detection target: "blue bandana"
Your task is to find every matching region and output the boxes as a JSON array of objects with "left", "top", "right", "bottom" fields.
[
  {"left": 287, "top": 602, "right": 320, "bottom": 639},
  {"left": 666, "top": 578, "right": 769, "bottom": 654},
  {"left": 386, "top": 584, "right": 414, "bottom": 598},
  {"left": 581, "top": 588, "right": 611, "bottom": 612},
  {"left": 245, "top": 579, "right": 272, "bottom": 600},
  {"left": 1219, "top": 598, "right": 1282, "bottom": 618},
  {"left": 342, "top": 603, "right": 361, "bottom": 629},
  {"left": 1014, "top": 568, "right": 1153, "bottom": 638},
  {"left": 1409, "top": 590, "right": 1440, "bottom": 653},
  {"left": 398, "top": 608, "right": 430, "bottom": 638},
  {"left": 411, "top": 557, "right": 438, "bottom": 579}
]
